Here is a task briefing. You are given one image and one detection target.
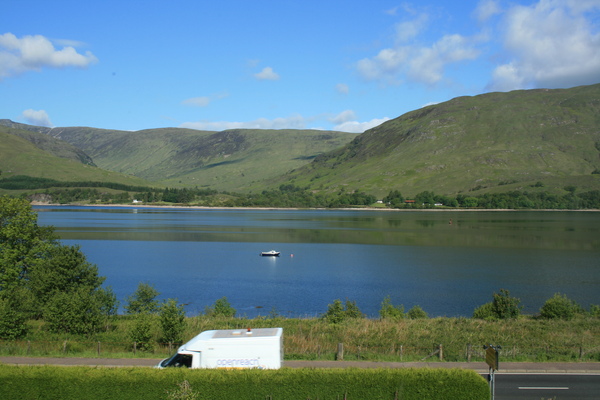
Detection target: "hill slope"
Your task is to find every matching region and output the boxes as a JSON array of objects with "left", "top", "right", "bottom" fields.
[
  {"left": 0, "top": 121, "right": 358, "bottom": 192},
  {"left": 278, "top": 84, "right": 600, "bottom": 197},
  {"left": 0, "top": 126, "right": 151, "bottom": 187}
]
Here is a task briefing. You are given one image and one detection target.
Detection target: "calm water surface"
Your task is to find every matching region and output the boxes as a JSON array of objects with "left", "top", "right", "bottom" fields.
[{"left": 35, "top": 206, "right": 600, "bottom": 318}]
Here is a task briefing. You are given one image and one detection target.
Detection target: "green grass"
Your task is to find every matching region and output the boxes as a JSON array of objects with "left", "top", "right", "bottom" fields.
[
  {"left": 2, "top": 315, "right": 599, "bottom": 362},
  {"left": 0, "top": 365, "right": 490, "bottom": 400}
]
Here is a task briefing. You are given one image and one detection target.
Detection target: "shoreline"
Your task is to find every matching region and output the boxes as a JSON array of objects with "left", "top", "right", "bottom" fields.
[{"left": 30, "top": 202, "right": 600, "bottom": 212}]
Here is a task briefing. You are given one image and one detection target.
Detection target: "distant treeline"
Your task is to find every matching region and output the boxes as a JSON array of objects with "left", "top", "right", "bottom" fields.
[{"left": 2, "top": 175, "right": 600, "bottom": 209}]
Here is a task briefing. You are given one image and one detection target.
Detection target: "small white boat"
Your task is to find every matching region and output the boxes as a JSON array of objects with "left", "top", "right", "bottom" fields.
[{"left": 260, "top": 250, "right": 280, "bottom": 257}]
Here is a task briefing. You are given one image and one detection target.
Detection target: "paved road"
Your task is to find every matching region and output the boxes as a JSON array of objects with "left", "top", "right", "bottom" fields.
[
  {"left": 1, "top": 356, "right": 599, "bottom": 373},
  {"left": 494, "top": 374, "right": 600, "bottom": 400}
]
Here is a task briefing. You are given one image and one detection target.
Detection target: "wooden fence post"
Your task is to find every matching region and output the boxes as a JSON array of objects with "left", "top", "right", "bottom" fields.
[
  {"left": 336, "top": 343, "right": 344, "bottom": 361},
  {"left": 438, "top": 344, "right": 443, "bottom": 361},
  {"left": 467, "top": 343, "right": 472, "bottom": 362},
  {"left": 133, "top": 341, "right": 137, "bottom": 355},
  {"left": 97, "top": 341, "right": 101, "bottom": 356},
  {"left": 63, "top": 340, "right": 67, "bottom": 354}
]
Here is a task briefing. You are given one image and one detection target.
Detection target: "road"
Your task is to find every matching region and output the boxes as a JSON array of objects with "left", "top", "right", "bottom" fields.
[
  {"left": 2, "top": 357, "right": 599, "bottom": 399},
  {"left": 493, "top": 373, "right": 600, "bottom": 400}
]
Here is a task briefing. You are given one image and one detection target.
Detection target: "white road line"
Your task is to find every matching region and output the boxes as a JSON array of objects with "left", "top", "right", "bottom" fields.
[{"left": 518, "top": 387, "right": 569, "bottom": 390}]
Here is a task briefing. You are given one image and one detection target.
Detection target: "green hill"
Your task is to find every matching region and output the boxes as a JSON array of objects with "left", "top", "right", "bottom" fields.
[
  {"left": 0, "top": 126, "right": 151, "bottom": 188},
  {"left": 0, "top": 121, "right": 358, "bottom": 192},
  {"left": 277, "top": 84, "right": 600, "bottom": 197}
]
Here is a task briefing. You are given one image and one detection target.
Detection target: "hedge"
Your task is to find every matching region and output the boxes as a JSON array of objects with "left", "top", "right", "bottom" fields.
[{"left": 0, "top": 365, "right": 489, "bottom": 400}]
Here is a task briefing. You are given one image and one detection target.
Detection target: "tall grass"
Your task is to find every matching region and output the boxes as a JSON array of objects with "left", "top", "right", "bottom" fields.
[{"left": 2, "top": 315, "right": 599, "bottom": 362}]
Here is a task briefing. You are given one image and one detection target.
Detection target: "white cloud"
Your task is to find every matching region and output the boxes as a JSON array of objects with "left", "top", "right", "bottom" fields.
[
  {"left": 181, "top": 114, "right": 307, "bottom": 131},
  {"left": 332, "top": 117, "right": 390, "bottom": 133},
  {"left": 330, "top": 110, "right": 356, "bottom": 125},
  {"left": 21, "top": 109, "right": 52, "bottom": 127},
  {"left": 488, "top": 0, "right": 600, "bottom": 91},
  {"left": 254, "top": 66, "right": 280, "bottom": 81},
  {"left": 182, "top": 97, "right": 211, "bottom": 107},
  {"left": 357, "top": 32, "right": 479, "bottom": 85},
  {"left": 180, "top": 111, "right": 389, "bottom": 133},
  {"left": 335, "top": 83, "right": 349, "bottom": 95},
  {"left": 0, "top": 33, "right": 98, "bottom": 79},
  {"left": 473, "top": 0, "right": 502, "bottom": 22}
]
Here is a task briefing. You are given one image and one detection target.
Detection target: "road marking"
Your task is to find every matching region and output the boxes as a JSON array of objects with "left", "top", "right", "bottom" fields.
[{"left": 518, "top": 387, "right": 569, "bottom": 390}]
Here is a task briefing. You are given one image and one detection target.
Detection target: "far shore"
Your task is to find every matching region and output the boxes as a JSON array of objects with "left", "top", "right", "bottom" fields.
[{"left": 29, "top": 201, "right": 600, "bottom": 212}]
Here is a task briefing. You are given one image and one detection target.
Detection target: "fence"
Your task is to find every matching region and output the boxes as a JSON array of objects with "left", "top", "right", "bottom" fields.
[{"left": 1, "top": 340, "right": 598, "bottom": 362}]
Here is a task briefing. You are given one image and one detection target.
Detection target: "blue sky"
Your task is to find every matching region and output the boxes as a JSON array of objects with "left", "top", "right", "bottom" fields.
[{"left": 2, "top": 0, "right": 599, "bottom": 133}]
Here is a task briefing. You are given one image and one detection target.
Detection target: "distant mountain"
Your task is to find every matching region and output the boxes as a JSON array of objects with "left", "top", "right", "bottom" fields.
[
  {"left": 0, "top": 124, "right": 150, "bottom": 186},
  {"left": 277, "top": 84, "right": 600, "bottom": 197},
  {"left": 3, "top": 83, "right": 599, "bottom": 198},
  {"left": 0, "top": 120, "right": 358, "bottom": 192}
]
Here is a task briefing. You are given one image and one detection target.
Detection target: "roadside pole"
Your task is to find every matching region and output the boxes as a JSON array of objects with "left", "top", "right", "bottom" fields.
[{"left": 484, "top": 344, "right": 501, "bottom": 400}]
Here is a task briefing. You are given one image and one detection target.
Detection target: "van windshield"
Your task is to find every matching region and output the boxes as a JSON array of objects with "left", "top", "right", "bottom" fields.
[{"left": 160, "top": 353, "right": 193, "bottom": 368}]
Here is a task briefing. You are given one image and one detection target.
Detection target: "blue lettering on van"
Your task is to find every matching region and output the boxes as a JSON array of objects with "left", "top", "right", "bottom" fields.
[{"left": 216, "top": 358, "right": 260, "bottom": 367}]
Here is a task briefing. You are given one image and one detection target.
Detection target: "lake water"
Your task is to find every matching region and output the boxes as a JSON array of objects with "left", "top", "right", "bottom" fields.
[{"left": 35, "top": 206, "right": 600, "bottom": 318}]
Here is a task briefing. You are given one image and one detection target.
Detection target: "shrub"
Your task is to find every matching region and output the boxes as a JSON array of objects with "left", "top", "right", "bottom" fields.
[
  {"left": 160, "top": 299, "right": 186, "bottom": 344},
  {"left": 407, "top": 305, "right": 428, "bottom": 319},
  {"left": 0, "top": 297, "right": 28, "bottom": 339},
  {"left": 129, "top": 313, "right": 155, "bottom": 352},
  {"left": 322, "top": 299, "right": 363, "bottom": 324},
  {"left": 125, "top": 282, "right": 160, "bottom": 314},
  {"left": 540, "top": 293, "right": 583, "bottom": 320},
  {"left": 43, "top": 288, "right": 104, "bottom": 334},
  {"left": 473, "top": 302, "right": 495, "bottom": 320},
  {"left": 379, "top": 296, "right": 405, "bottom": 320},
  {"left": 204, "top": 297, "right": 236, "bottom": 317},
  {"left": 492, "top": 289, "right": 522, "bottom": 319}
]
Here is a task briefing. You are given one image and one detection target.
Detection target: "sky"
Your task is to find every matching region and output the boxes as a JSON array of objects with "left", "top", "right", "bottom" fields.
[{"left": 1, "top": 0, "right": 599, "bottom": 133}]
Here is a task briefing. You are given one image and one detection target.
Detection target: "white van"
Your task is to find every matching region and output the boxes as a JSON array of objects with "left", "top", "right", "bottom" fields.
[{"left": 158, "top": 327, "right": 283, "bottom": 369}]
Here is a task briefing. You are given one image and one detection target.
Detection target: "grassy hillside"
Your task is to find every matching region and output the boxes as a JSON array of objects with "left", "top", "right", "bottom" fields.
[
  {"left": 278, "top": 84, "right": 600, "bottom": 197},
  {"left": 1, "top": 122, "right": 359, "bottom": 192},
  {"left": 0, "top": 127, "right": 152, "bottom": 188}
]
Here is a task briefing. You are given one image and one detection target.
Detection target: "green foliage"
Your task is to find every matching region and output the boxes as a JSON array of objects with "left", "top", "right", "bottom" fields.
[
  {"left": 166, "top": 380, "right": 199, "bottom": 400},
  {"left": 322, "top": 299, "right": 363, "bottom": 324},
  {"left": 540, "top": 293, "right": 583, "bottom": 320},
  {"left": 492, "top": 289, "right": 523, "bottom": 319},
  {"left": 43, "top": 288, "right": 105, "bottom": 334},
  {"left": 472, "top": 302, "right": 495, "bottom": 320},
  {"left": 129, "top": 313, "right": 155, "bottom": 352},
  {"left": 125, "top": 282, "right": 160, "bottom": 314},
  {"left": 0, "top": 297, "right": 28, "bottom": 339},
  {"left": 379, "top": 296, "right": 405, "bottom": 320},
  {"left": 591, "top": 304, "right": 600, "bottom": 318},
  {"left": 0, "top": 365, "right": 490, "bottom": 400},
  {"left": 204, "top": 297, "right": 236, "bottom": 317},
  {"left": 407, "top": 305, "right": 428, "bottom": 319},
  {"left": 160, "top": 299, "right": 186, "bottom": 344},
  {"left": 473, "top": 289, "right": 522, "bottom": 320}
]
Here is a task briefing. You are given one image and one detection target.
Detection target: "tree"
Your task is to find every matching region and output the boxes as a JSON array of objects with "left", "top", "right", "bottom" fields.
[
  {"left": 0, "top": 196, "right": 57, "bottom": 293},
  {"left": 407, "top": 305, "right": 428, "bottom": 319},
  {"left": 473, "top": 289, "right": 522, "bottom": 320},
  {"left": 379, "top": 296, "right": 404, "bottom": 320},
  {"left": 125, "top": 282, "right": 160, "bottom": 314},
  {"left": 322, "top": 299, "right": 363, "bottom": 324},
  {"left": 0, "top": 297, "right": 28, "bottom": 339},
  {"left": 43, "top": 287, "right": 104, "bottom": 334},
  {"left": 491, "top": 289, "right": 522, "bottom": 319},
  {"left": 540, "top": 293, "right": 582, "bottom": 320},
  {"left": 205, "top": 297, "right": 236, "bottom": 317},
  {"left": 160, "top": 298, "right": 186, "bottom": 344},
  {"left": 129, "top": 312, "right": 155, "bottom": 352}
]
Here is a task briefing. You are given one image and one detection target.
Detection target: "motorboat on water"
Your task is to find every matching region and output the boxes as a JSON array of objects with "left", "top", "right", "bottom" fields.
[{"left": 260, "top": 250, "right": 280, "bottom": 257}]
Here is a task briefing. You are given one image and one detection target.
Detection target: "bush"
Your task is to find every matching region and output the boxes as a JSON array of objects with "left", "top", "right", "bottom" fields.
[
  {"left": 0, "top": 297, "right": 28, "bottom": 339},
  {"left": 407, "top": 305, "right": 428, "bottom": 319},
  {"left": 540, "top": 293, "right": 583, "bottom": 320},
  {"left": 379, "top": 296, "right": 404, "bottom": 320},
  {"left": 125, "top": 283, "right": 160, "bottom": 315},
  {"left": 205, "top": 297, "right": 236, "bottom": 317},
  {"left": 160, "top": 299, "right": 186, "bottom": 344},
  {"left": 129, "top": 313, "right": 155, "bottom": 352},
  {"left": 43, "top": 288, "right": 104, "bottom": 334},
  {"left": 322, "top": 299, "right": 363, "bottom": 324},
  {"left": 473, "top": 289, "right": 522, "bottom": 320}
]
